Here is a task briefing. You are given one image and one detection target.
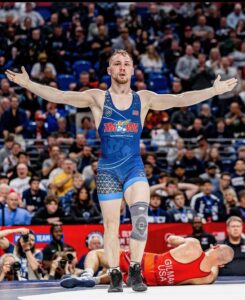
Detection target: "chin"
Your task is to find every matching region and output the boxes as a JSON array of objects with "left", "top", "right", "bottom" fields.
[{"left": 115, "top": 77, "right": 129, "bottom": 84}]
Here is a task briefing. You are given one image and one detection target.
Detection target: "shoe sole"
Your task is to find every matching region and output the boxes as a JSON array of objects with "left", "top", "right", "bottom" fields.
[
  {"left": 108, "top": 288, "right": 123, "bottom": 293},
  {"left": 60, "top": 277, "right": 96, "bottom": 289}
]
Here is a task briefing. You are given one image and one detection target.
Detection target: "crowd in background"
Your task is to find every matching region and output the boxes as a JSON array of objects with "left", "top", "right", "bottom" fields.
[{"left": 0, "top": 1, "right": 244, "bottom": 281}]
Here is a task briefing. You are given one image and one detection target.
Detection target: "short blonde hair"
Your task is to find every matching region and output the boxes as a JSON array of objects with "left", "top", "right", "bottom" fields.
[{"left": 109, "top": 49, "right": 133, "bottom": 65}]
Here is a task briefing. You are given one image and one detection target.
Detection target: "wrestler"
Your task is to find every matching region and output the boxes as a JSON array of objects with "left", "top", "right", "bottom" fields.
[
  {"left": 5, "top": 49, "right": 237, "bottom": 292},
  {"left": 60, "top": 235, "right": 234, "bottom": 288}
]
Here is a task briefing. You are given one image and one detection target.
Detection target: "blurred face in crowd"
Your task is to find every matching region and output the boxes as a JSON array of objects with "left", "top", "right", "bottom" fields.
[
  {"left": 227, "top": 220, "right": 243, "bottom": 240},
  {"left": 83, "top": 146, "right": 92, "bottom": 157},
  {"left": 10, "top": 96, "right": 19, "bottom": 110},
  {"left": 16, "top": 163, "right": 28, "bottom": 179},
  {"left": 30, "top": 180, "right": 40, "bottom": 192},
  {"left": 150, "top": 195, "right": 161, "bottom": 209},
  {"left": 76, "top": 134, "right": 85, "bottom": 146},
  {"left": 174, "top": 194, "right": 185, "bottom": 208},
  {"left": 166, "top": 183, "right": 178, "bottom": 196},
  {"left": 52, "top": 225, "right": 63, "bottom": 241},
  {"left": 185, "top": 148, "right": 194, "bottom": 160},
  {"left": 234, "top": 160, "right": 245, "bottom": 173},
  {"left": 62, "top": 159, "right": 74, "bottom": 174},
  {"left": 224, "top": 189, "right": 237, "bottom": 206},
  {"left": 202, "top": 182, "right": 213, "bottom": 195},
  {"left": 79, "top": 188, "right": 89, "bottom": 202},
  {"left": 192, "top": 216, "right": 203, "bottom": 232},
  {"left": 6, "top": 192, "right": 19, "bottom": 210},
  {"left": 0, "top": 184, "right": 10, "bottom": 202},
  {"left": 144, "top": 164, "right": 153, "bottom": 176},
  {"left": 46, "top": 200, "right": 58, "bottom": 214},
  {"left": 108, "top": 52, "right": 134, "bottom": 84}
]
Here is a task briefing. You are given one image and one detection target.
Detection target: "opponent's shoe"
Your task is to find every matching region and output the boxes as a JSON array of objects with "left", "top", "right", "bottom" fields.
[{"left": 60, "top": 273, "right": 96, "bottom": 289}]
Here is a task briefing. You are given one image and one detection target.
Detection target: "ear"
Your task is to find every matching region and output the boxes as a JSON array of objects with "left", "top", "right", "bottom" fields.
[{"left": 107, "top": 66, "right": 111, "bottom": 75}]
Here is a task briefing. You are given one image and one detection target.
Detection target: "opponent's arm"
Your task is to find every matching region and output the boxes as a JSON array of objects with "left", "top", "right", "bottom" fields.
[
  {"left": 141, "top": 75, "right": 238, "bottom": 111},
  {"left": 5, "top": 66, "right": 96, "bottom": 108}
]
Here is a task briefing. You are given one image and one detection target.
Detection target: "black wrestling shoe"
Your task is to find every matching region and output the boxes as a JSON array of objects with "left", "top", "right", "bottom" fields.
[
  {"left": 108, "top": 269, "right": 123, "bottom": 293},
  {"left": 128, "top": 263, "right": 147, "bottom": 292}
]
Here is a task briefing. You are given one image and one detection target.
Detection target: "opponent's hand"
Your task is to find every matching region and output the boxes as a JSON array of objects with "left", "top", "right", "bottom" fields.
[
  {"left": 5, "top": 66, "right": 30, "bottom": 88},
  {"left": 213, "top": 74, "right": 238, "bottom": 95}
]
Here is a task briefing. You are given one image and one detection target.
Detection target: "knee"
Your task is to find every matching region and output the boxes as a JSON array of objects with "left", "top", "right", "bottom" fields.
[
  {"left": 103, "top": 219, "right": 120, "bottom": 232},
  {"left": 129, "top": 201, "right": 149, "bottom": 241}
]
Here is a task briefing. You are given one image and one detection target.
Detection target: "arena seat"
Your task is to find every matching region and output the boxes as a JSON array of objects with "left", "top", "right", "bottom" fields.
[{"left": 57, "top": 74, "right": 76, "bottom": 91}]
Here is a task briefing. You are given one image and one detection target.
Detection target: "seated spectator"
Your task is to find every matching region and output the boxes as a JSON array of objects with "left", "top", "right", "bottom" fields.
[
  {"left": 214, "top": 172, "right": 233, "bottom": 203},
  {"left": 83, "top": 159, "right": 98, "bottom": 192},
  {"left": 204, "top": 146, "right": 224, "bottom": 172},
  {"left": 188, "top": 216, "right": 217, "bottom": 251},
  {"left": 180, "top": 147, "right": 204, "bottom": 180},
  {"left": 9, "top": 163, "right": 30, "bottom": 194},
  {"left": 139, "top": 44, "right": 163, "bottom": 73},
  {"left": 76, "top": 145, "right": 97, "bottom": 173},
  {"left": 70, "top": 186, "right": 102, "bottom": 224},
  {"left": 0, "top": 134, "right": 15, "bottom": 166},
  {"left": 223, "top": 188, "right": 239, "bottom": 219},
  {"left": 219, "top": 216, "right": 245, "bottom": 276},
  {"left": 198, "top": 104, "right": 216, "bottom": 132},
  {"left": 205, "top": 47, "right": 221, "bottom": 71},
  {"left": 193, "top": 15, "right": 214, "bottom": 40},
  {"left": 145, "top": 153, "right": 162, "bottom": 175},
  {"left": 194, "top": 135, "right": 211, "bottom": 161},
  {"left": 47, "top": 152, "right": 67, "bottom": 189},
  {"left": 30, "top": 52, "right": 57, "bottom": 81},
  {"left": 77, "top": 231, "right": 104, "bottom": 271},
  {"left": 148, "top": 192, "right": 170, "bottom": 223},
  {"left": 144, "top": 162, "right": 159, "bottom": 186},
  {"left": 168, "top": 191, "right": 196, "bottom": 223},
  {"left": 42, "top": 145, "right": 60, "bottom": 179},
  {"left": 225, "top": 102, "right": 245, "bottom": 139},
  {"left": 167, "top": 138, "right": 186, "bottom": 167},
  {"left": 231, "top": 159, "right": 245, "bottom": 194},
  {"left": 31, "top": 195, "right": 72, "bottom": 225},
  {"left": 77, "top": 116, "right": 97, "bottom": 140},
  {"left": 26, "top": 113, "right": 49, "bottom": 139},
  {"left": 52, "top": 158, "right": 76, "bottom": 197},
  {"left": 226, "top": 3, "right": 245, "bottom": 30},
  {"left": 184, "top": 118, "right": 205, "bottom": 139},
  {"left": 53, "top": 117, "right": 74, "bottom": 145},
  {"left": 0, "top": 227, "right": 43, "bottom": 280},
  {"left": 151, "top": 117, "right": 179, "bottom": 152},
  {"left": 200, "top": 162, "right": 220, "bottom": 193},
  {"left": 18, "top": 2, "right": 45, "bottom": 28},
  {"left": 170, "top": 107, "right": 195, "bottom": 137},
  {"left": 190, "top": 179, "right": 226, "bottom": 222},
  {"left": 0, "top": 183, "right": 10, "bottom": 206},
  {"left": 229, "top": 190, "right": 245, "bottom": 221},
  {"left": 22, "top": 176, "right": 47, "bottom": 216},
  {"left": 68, "top": 133, "right": 86, "bottom": 161},
  {"left": 0, "top": 192, "right": 31, "bottom": 226},
  {"left": 111, "top": 26, "right": 136, "bottom": 51}
]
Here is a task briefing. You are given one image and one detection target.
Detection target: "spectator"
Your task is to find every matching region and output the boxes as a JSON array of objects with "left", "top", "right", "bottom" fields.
[
  {"left": 0, "top": 227, "right": 43, "bottom": 280},
  {"left": 68, "top": 133, "right": 86, "bottom": 161},
  {"left": 0, "top": 253, "right": 21, "bottom": 281},
  {"left": 111, "top": 26, "right": 136, "bottom": 50},
  {"left": 227, "top": 3, "right": 245, "bottom": 30},
  {"left": 9, "top": 163, "right": 30, "bottom": 194},
  {"left": 69, "top": 186, "right": 102, "bottom": 224},
  {"left": 170, "top": 107, "right": 195, "bottom": 137},
  {"left": 190, "top": 179, "right": 226, "bottom": 222},
  {"left": 53, "top": 117, "right": 74, "bottom": 146},
  {"left": 0, "top": 183, "right": 10, "bottom": 206},
  {"left": 204, "top": 146, "right": 224, "bottom": 172},
  {"left": 31, "top": 195, "right": 72, "bottom": 225},
  {"left": 205, "top": 47, "right": 221, "bottom": 71},
  {"left": 167, "top": 138, "right": 186, "bottom": 167},
  {"left": 42, "top": 145, "right": 60, "bottom": 179},
  {"left": 200, "top": 162, "right": 220, "bottom": 193},
  {"left": 76, "top": 145, "right": 97, "bottom": 173},
  {"left": 225, "top": 102, "right": 245, "bottom": 138},
  {"left": 139, "top": 44, "right": 163, "bottom": 73},
  {"left": 229, "top": 190, "right": 245, "bottom": 221},
  {"left": 0, "top": 134, "right": 15, "bottom": 166},
  {"left": 184, "top": 118, "right": 205, "bottom": 139},
  {"left": 0, "top": 192, "right": 31, "bottom": 226},
  {"left": 175, "top": 45, "right": 198, "bottom": 91},
  {"left": 193, "top": 15, "right": 214, "bottom": 40},
  {"left": 188, "top": 216, "right": 217, "bottom": 251},
  {"left": 52, "top": 158, "right": 76, "bottom": 197},
  {"left": 1, "top": 94, "right": 28, "bottom": 149},
  {"left": 198, "top": 103, "right": 216, "bottom": 132},
  {"left": 180, "top": 147, "right": 204, "bottom": 179},
  {"left": 231, "top": 159, "right": 245, "bottom": 194},
  {"left": 18, "top": 2, "right": 45, "bottom": 28},
  {"left": 223, "top": 188, "right": 239, "bottom": 219},
  {"left": 145, "top": 153, "right": 162, "bottom": 175},
  {"left": 22, "top": 176, "right": 47, "bottom": 215},
  {"left": 148, "top": 192, "right": 170, "bottom": 223},
  {"left": 214, "top": 172, "right": 233, "bottom": 203},
  {"left": 144, "top": 162, "right": 159, "bottom": 186},
  {"left": 168, "top": 191, "right": 196, "bottom": 223},
  {"left": 30, "top": 52, "right": 57, "bottom": 81},
  {"left": 219, "top": 216, "right": 245, "bottom": 276}
]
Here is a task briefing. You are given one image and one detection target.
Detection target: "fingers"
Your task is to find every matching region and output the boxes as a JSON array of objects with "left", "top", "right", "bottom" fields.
[
  {"left": 215, "top": 74, "right": 221, "bottom": 82},
  {"left": 21, "top": 66, "right": 26, "bottom": 74},
  {"left": 226, "top": 78, "right": 238, "bottom": 85},
  {"left": 5, "top": 69, "right": 15, "bottom": 76}
]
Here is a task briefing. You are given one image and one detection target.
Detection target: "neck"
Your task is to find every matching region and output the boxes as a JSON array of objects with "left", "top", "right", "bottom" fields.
[
  {"left": 109, "top": 83, "right": 132, "bottom": 95},
  {"left": 229, "top": 236, "right": 241, "bottom": 244}
]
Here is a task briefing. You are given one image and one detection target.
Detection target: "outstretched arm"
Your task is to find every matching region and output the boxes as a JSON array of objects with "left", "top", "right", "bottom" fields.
[
  {"left": 141, "top": 75, "right": 238, "bottom": 111},
  {"left": 5, "top": 66, "right": 96, "bottom": 108}
]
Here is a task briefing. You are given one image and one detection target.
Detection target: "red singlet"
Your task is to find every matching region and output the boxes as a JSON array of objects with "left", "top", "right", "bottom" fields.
[{"left": 119, "top": 249, "right": 211, "bottom": 286}]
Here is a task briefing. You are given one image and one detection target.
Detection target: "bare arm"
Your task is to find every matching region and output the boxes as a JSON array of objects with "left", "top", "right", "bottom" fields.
[
  {"left": 0, "top": 227, "right": 29, "bottom": 239},
  {"left": 5, "top": 66, "right": 97, "bottom": 108},
  {"left": 178, "top": 183, "right": 199, "bottom": 199},
  {"left": 140, "top": 75, "right": 238, "bottom": 111}
]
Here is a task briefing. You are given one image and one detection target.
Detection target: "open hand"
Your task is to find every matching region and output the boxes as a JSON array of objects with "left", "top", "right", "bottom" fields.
[
  {"left": 213, "top": 74, "right": 238, "bottom": 95},
  {"left": 5, "top": 66, "right": 30, "bottom": 88}
]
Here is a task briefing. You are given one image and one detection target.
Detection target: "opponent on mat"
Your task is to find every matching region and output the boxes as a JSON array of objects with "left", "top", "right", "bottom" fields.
[
  {"left": 6, "top": 50, "right": 237, "bottom": 293},
  {"left": 60, "top": 235, "right": 234, "bottom": 288}
]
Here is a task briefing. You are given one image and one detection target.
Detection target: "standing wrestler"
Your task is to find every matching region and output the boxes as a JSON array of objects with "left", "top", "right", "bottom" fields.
[
  {"left": 60, "top": 235, "right": 234, "bottom": 288},
  {"left": 6, "top": 49, "right": 237, "bottom": 292}
]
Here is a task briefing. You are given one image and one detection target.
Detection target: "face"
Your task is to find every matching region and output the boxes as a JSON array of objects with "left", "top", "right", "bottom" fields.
[
  {"left": 224, "top": 191, "right": 236, "bottom": 204},
  {"left": 174, "top": 195, "right": 185, "bottom": 208},
  {"left": 30, "top": 180, "right": 39, "bottom": 191},
  {"left": 192, "top": 218, "right": 203, "bottom": 231},
  {"left": 16, "top": 164, "right": 28, "bottom": 178},
  {"left": 83, "top": 146, "right": 92, "bottom": 157},
  {"left": 108, "top": 53, "right": 134, "bottom": 84},
  {"left": 166, "top": 184, "right": 178, "bottom": 196},
  {"left": 227, "top": 221, "right": 243, "bottom": 239},
  {"left": 52, "top": 226, "right": 63, "bottom": 240},
  {"left": 144, "top": 164, "right": 153, "bottom": 176},
  {"left": 88, "top": 237, "right": 103, "bottom": 250},
  {"left": 202, "top": 183, "right": 212, "bottom": 194},
  {"left": 234, "top": 160, "right": 245, "bottom": 172},
  {"left": 46, "top": 201, "right": 58, "bottom": 214},
  {"left": 10, "top": 97, "right": 19, "bottom": 109},
  {"left": 220, "top": 175, "right": 231, "bottom": 189},
  {"left": 79, "top": 188, "right": 88, "bottom": 201},
  {"left": 63, "top": 160, "right": 74, "bottom": 173},
  {"left": 150, "top": 195, "right": 161, "bottom": 208},
  {"left": 73, "top": 176, "right": 84, "bottom": 189},
  {"left": 7, "top": 193, "right": 19, "bottom": 210}
]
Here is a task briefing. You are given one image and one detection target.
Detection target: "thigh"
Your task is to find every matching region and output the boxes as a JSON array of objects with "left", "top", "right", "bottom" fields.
[
  {"left": 124, "top": 181, "right": 150, "bottom": 207},
  {"left": 99, "top": 198, "right": 122, "bottom": 223}
]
